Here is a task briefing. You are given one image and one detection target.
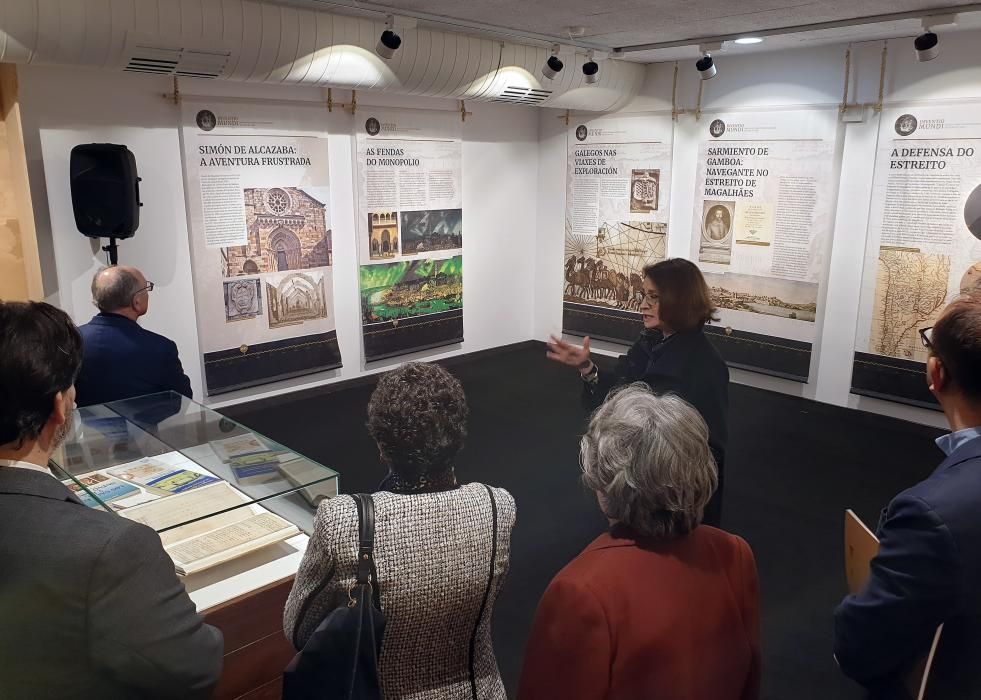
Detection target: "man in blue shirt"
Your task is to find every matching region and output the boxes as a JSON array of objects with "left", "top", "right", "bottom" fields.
[
  {"left": 75, "top": 266, "right": 193, "bottom": 407},
  {"left": 835, "top": 292, "right": 981, "bottom": 697}
]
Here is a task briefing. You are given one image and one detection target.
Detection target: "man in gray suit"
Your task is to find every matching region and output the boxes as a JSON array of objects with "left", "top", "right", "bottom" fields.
[{"left": 0, "top": 300, "right": 223, "bottom": 699}]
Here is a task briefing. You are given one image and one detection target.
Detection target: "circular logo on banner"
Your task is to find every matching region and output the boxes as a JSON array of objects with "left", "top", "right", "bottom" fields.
[
  {"left": 365, "top": 117, "right": 381, "bottom": 136},
  {"left": 964, "top": 184, "right": 981, "bottom": 241},
  {"left": 196, "top": 109, "right": 217, "bottom": 132},
  {"left": 895, "top": 114, "right": 918, "bottom": 136},
  {"left": 575, "top": 125, "right": 588, "bottom": 141},
  {"left": 709, "top": 119, "right": 726, "bottom": 138}
]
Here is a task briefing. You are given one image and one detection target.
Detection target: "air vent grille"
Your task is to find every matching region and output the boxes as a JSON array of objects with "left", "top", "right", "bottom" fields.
[
  {"left": 492, "top": 86, "right": 552, "bottom": 105},
  {"left": 124, "top": 45, "right": 231, "bottom": 78}
]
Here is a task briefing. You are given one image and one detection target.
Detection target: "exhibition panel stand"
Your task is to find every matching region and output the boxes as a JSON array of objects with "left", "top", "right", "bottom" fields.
[{"left": 49, "top": 391, "right": 340, "bottom": 699}]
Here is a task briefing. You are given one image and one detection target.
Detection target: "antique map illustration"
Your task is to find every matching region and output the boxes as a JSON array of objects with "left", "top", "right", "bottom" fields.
[
  {"left": 564, "top": 222, "right": 666, "bottom": 311},
  {"left": 870, "top": 247, "right": 950, "bottom": 362}
]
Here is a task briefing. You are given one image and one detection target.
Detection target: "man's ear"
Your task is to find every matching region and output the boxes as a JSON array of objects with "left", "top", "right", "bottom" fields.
[
  {"left": 927, "top": 355, "right": 947, "bottom": 396},
  {"left": 50, "top": 391, "right": 69, "bottom": 427}
]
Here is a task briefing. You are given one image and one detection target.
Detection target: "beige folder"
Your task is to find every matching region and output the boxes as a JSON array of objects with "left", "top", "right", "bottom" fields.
[{"left": 843, "top": 509, "right": 943, "bottom": 700}]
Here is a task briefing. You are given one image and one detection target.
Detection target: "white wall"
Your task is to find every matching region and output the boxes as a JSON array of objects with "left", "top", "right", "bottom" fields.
[
  {"left": 19, "top": 67, "right": 539, "bottom": 408},
  {"left": 20, "top": 30, "right": 981, "bottom": 425},
  {"left": 536, "top": 35, "right": 981, "bottom": 430}
]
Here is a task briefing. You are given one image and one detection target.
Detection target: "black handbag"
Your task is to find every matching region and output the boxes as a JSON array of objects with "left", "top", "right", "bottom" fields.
[{"left": 283, "top": 494, "right": 386, "bottom": 700}]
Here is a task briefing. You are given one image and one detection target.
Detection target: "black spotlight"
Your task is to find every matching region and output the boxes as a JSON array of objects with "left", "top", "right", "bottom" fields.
[
  {"left": 583, "top": 55, "right": 599, "bottom": 84},
  {"left": 696, "top": 53, "right": 716, "bottom": 80},
  {"left": 915, "top": 31, "right": 939, "bottom": 62},
  {"left": 377, "top": 17, "right": 401, "bottom": 59},
  {"left": 543, "top": 45, "right": 564, "bottom": 80}
]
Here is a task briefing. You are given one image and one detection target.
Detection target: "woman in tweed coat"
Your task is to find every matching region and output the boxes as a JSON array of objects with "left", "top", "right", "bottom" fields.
[{"left": 284, "top": 362, "right": 516, "bottom": 700}]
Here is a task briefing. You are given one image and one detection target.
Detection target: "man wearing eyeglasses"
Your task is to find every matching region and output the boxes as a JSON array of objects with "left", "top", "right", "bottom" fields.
[
  {"left": 835, "top": 292, "right": 981, "bottom": 698},
  {"left": 75, "top": 266, "right": 193, "bottom": 407}
]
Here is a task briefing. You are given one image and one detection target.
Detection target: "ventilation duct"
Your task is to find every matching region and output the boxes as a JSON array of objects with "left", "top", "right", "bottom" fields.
[{"left": 0, "top": 0, "right": 644, "bottom": 111}]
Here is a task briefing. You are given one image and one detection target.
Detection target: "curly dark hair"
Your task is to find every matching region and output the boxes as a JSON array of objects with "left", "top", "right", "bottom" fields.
[{"left": 367, "top": 362, "right": 468, "bottom": 479}]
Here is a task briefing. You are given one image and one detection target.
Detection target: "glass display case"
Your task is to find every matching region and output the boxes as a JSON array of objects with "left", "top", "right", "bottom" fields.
[{"left": 50, "top": 391, "right": 338, "bottom": 577}]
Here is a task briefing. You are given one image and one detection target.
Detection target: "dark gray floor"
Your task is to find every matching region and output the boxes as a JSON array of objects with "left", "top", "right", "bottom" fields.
[{"left": 224, "top": 342, "right": 944, "bottom": 700}]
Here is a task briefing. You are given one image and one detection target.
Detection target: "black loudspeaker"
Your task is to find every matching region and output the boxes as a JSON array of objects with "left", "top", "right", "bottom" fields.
[{"left": 70, "top": 143, "right": 142, "bottom": 240}]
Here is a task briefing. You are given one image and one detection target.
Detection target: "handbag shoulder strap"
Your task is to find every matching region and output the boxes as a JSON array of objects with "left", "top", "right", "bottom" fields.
[
  {"left": 352, "top": 493, "right": 381, "bottom": 608},
  {"left": 352, "top": 493, "right": 375, "bottom": 585},
  {"left": 468, "top": 485, "right": 499, "bottom": 700}
]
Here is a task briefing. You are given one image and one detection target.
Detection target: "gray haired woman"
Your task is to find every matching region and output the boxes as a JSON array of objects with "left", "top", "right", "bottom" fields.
[
  {"left": 519, "top": 384, "right": 760, "bottom": 700},
  {"left": 285, "top": 362, "right": 515, "bottom": 699}
]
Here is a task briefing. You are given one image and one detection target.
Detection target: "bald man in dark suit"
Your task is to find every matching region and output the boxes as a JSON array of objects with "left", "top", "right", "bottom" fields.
[{"left": 75, "top": 266, "right": 193, "bottom": 407}]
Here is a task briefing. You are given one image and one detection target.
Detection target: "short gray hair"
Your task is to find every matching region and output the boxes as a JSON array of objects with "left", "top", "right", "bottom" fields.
[
  {"left": 581, "top": 383, "right": 718, "bottom": 538},
  {"left": 92, "top": 267, "right": 142, "bottom": 312}
]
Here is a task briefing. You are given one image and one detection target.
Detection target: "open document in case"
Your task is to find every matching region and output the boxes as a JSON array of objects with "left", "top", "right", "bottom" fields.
[
  {"left": 277, "top": 456, "right": 339, "bottom": 507},
  {"left": 119, "top": 481, "right": 299, "bottom": 576}
]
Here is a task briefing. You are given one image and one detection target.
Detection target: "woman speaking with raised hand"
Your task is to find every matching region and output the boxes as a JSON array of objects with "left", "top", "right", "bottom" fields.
[{"left": 547, "top": 258, "right": 730, "bottom": 526}]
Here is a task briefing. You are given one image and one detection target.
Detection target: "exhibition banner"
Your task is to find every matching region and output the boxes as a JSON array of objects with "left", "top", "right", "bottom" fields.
[
  {"left": 690, "top": 109, "right": 839, "bottom": 380},
  {"left": 180, "top": 100, "right": 342, "bottom": 395},
  {"left": 355, "top": 109, "right": 464, "bottom": 361},
  {"left": 852, "top": 104, "right": 981, "bottom": 407},
  {"left": 563, "top": 114, "right": 673, "bottom": 344}
]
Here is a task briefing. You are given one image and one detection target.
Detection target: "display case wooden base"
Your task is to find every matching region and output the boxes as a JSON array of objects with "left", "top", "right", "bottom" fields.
[{"left": 204, "top": 576, "right": 295, "bottom": 700}]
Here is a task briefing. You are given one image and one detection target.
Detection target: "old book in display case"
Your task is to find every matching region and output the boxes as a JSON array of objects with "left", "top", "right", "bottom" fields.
[{"left": 51, "top": 391, "right": 340, "bottom": 578}]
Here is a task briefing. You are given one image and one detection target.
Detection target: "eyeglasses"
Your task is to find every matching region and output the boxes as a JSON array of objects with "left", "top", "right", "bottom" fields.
[
  {"left": 133, "top": 281, "right": 155, "bottom": 298},
  {"left": 919, "top": 326, "right": 933, "bottom": 349},
  {"left": 642, "top": 292, "right": 660, "bottom": 304}
]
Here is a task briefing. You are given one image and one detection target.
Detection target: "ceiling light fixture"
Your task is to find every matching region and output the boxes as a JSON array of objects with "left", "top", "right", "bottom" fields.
[
  {"left": 734, "top": 37, "right": 763, "bottom": 45},
  {"left": 696, "top": 52, "right": 717, "bottom": 80},
  {"left": 543, "top": 44, "right": 564, "bottom": 80},
  {"left": 583, "top": 51, "right": 599, "bottom": 84},
  {"left": 376, "top": 15, "right": 402, "bottom": 60},
  {"left": 914, "top": 30, "right": 939, "bottom": 62},
  {"left": 915, "top": 14, "right": 957, "bottom": 62}
]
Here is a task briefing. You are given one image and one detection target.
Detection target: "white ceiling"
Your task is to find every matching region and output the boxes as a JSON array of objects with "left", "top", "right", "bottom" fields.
[
  {"left": 627, "top": 11, "right": 981, "bottom": 62},
  {"left": 276, "top": 0, "right": 981, "bottom": 62}
]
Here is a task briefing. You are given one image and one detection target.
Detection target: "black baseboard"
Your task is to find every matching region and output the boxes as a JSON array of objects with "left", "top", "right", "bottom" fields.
[
  {"left": 363, "top": 309, "right": 464, "bottom": 361},
  {"left": 562, "top": 303, "right": 643, "bottom": 345},
  {"left": 229, "top": 340, "right": 542, "bottom": 413},
  {"left": 226, "top": 339, "right": 943, "bottom": 437},
  {"left": 204, "top": 331, "right": 343, "bottom": 396},
  {"left": 703, "top": 326, "right": 811, "bottom": 383},
  {"left": 850, "top": 352, "right": 940, "bottom": 410}
]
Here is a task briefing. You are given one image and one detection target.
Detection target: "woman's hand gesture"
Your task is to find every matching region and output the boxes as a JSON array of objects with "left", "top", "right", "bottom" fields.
[{"left": 546, "top": 335, "right": 592, "bottom": 372}]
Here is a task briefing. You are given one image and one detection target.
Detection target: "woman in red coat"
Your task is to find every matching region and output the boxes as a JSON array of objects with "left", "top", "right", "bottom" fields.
[{"left": 518, "top": 385, "right": 761, "bottom": 700}]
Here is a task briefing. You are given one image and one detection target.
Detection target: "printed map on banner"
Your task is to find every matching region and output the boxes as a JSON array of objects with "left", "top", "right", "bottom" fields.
[
  {"left": 355, "top": 110, "right": 464, "bottom": 361},
  {"left": 853, "top": 105, "right": 981, "bottom": 406},
  {"left": 180, "top": 101, "right": 342, "bottom": 395},
  {"left": 690, "top": 109, "right": 839, "bottom": 380},
  {"left": 563, "top": 115, "right": 673, "bottom": 344}
]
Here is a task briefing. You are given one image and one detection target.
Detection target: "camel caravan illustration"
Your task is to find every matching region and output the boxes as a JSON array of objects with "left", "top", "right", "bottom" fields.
[{"left": 565, "top": 255, "right": 646, "bottom": 310}]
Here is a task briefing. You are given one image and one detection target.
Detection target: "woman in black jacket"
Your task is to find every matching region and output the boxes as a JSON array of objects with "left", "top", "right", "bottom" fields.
[{"left": 547, "top": 258, "right": 730, "bottom": 526}]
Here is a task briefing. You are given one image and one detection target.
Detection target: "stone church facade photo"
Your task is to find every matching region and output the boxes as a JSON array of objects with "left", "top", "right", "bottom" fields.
[{"left": 223, "top": 187, "right": 332, "bottom": 277}]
